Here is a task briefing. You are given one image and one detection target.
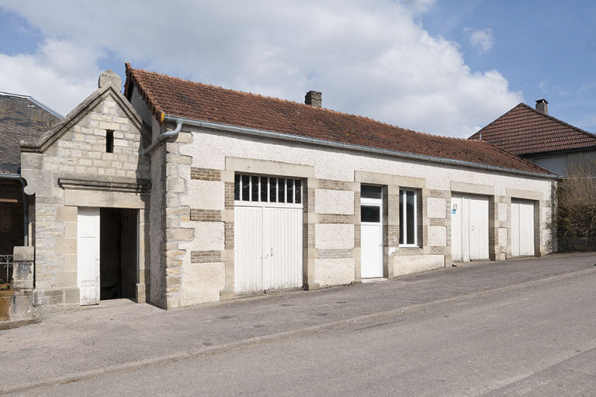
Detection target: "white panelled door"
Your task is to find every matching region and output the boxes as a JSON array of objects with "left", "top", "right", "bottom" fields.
[
  {"left": 451, "top": 194, "right": 489, "bottom": 262},
  {"left": 77, "top": 207, "right": 100, "bottom": 305},
  {"left": 511, "top": 199, "right": 535, "bottom": 257},
  {"left": 234, "top": 175, "right": 303, "bottom": 293},
  {"left": 360, "top": 185, "right": 384, "bottom": 278}
]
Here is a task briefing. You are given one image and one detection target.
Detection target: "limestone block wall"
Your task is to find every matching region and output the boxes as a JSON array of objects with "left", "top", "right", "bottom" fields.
[
  {"left": 158, "top": 125, "right": 556, "bottom": 308},
  {"left": 21, "top": 89, "right": 151, "bottom": 309},
  {"left": 154, "top": 128, "right": 228, "bottom": 309},
  {"left": 313, "top": 179, "right": 357, "bottom": 287},
  {"left": 36, "top": 99, "right": 149, "bottom": 180}
]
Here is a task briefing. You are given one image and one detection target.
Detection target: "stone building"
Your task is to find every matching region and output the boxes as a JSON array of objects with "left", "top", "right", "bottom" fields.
[
  {"left": 4, "top": 66, "right": 558, "bottom": 315},
  {"left": 19, "top": 71, "right": 150, "bottom": 311},
  {"left": 0, "top": 92, "right": 60, "bottom": 284}
]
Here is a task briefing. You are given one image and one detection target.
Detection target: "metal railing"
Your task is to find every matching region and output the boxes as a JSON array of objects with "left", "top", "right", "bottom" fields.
[{"left": 0, "top": 255, "right": 13, "bottom": 284}]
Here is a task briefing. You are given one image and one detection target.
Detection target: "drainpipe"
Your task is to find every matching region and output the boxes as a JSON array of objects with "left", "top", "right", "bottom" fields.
[
  {"left": 0, "top": 174, "right": 29, "bottom": 246},
  {"left": 142, "top": 117, "right": 183, "bottom": 156}
]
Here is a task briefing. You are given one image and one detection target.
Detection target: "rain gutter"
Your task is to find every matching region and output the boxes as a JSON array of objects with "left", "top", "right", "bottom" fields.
[{"left": 159, "top": 115, "right": 558, "bottom": 180}]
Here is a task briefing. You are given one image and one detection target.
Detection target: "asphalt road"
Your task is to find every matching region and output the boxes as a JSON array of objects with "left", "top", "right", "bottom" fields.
[{"left": 3, "top": 254, "right": 596, "bottom": 396}]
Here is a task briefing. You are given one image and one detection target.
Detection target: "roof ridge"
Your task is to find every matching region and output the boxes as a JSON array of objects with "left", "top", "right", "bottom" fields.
[{"left": 126, "top": 64, "right": 480, "bottom": 144}]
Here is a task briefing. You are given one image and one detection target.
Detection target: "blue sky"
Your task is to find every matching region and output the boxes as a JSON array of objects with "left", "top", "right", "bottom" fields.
[
  {"left": 423, "top": 0, "right": 596, "bottom": 132},
  {"left": 0, "top": 0, "right": 594, "bottom": 137}
]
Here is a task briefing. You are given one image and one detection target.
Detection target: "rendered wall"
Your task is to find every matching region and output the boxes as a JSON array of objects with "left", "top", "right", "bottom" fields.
[{"left": 156, "top": 125, "right": 554, "bottom": 308}]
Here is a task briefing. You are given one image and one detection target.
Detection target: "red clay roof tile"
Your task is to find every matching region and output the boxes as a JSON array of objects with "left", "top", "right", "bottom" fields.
[
  {"left": 124, "top": 64, "right": 552, "bottom": 176},
  {"left": 470, "top": 103, "right": 596, "bottom": 156}
]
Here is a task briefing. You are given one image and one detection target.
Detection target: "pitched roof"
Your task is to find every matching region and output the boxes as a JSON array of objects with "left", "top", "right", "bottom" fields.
[
  {"left": 124, "top": 64, "right": 553, "bottom": 177},
  {"left": 469, "top": 103, "right": 596, "bottom": 156},
  {"left": 0, "top": 92, "right": 61, "bottom": 175},
  {"left": 21, "top": 84, "right": 146, "bottom": 154}
]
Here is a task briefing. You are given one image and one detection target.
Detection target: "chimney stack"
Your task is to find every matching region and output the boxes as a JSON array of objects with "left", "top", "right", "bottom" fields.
[
  {"left": 535, "top": 99, "right": 548, "bottom": 114},
  {"left": 305, "top": 91, "right": 322, "bottom": 108}
]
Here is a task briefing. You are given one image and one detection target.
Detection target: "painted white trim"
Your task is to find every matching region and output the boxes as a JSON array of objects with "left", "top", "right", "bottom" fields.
[{"left": 235, "top": 201, "right": 303, "bottom": 209}]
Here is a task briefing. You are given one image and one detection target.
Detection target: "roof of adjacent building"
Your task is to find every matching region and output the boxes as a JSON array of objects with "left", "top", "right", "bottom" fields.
[
  {"left": 0, "top": 92, "right": 61, "bottom": 175},
  {"left": 469, "top": 103, "right": 596, "bottom": 156},
  {"left": 124, "top": 64, "right": 553, "bottom": 176}
]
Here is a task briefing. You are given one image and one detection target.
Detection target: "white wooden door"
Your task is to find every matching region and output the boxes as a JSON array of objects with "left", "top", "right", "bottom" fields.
[
  {"left": 451, "top": 194, "right": 489, "bottom": 262},
  {"left": 511, "top": 199, "right": 535, "bottom": 257},
  {"left": 451, "top": 195, "right": 464, "bottom": 262},
  {"left": 469, "top": 196, "right": 489, "bottom": 260},
  {"left": 263, "top": 207, "right": 303, "bottom": 290},
  {"left": 234, "top": 175, "right": 303, "bottom": 293},
  {"left": 77, "top": 207, "right": 100, "bottom": 305},
  {"left": 361, "top": 204, "right": 383, "bottom": 278},
  {"left": 234, "top": 206, "right": 263, "bottom": 292}
]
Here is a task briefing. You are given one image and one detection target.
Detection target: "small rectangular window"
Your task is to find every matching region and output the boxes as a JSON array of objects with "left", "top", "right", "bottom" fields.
[
  {"left": 361, "top": 205, "right": 381, "bottom": 223},
  {"left": 234, "top": 174, "right": 240, "bottom": 201},
  {"left": 278, "top": 178, "right": 286, "bottom": 203},
  {"left": 260, "top": 177, "right": 268, "bottom": 202},
  {"left": 295, "top": 180, "right": 302, "bottom": 204},
  {"left": 251, "top": 176, "right": 259, "bottom": 201},
  {"left": 233, "top": 174, "right": 303, "bottom": 205},
  {"left": 361, "top": 185, "right": 382, "bottom": 199},
  {"left": 287, "top": 179, "right": 294, "bottom": 204},
  {"left": 106, "top": 130, "right": 114, "bottom": 153},
  {"left": 270, "top": 178, "right": 277, "bottom": 202},
  {"left": 241, "top": 175, "right": 250, "bottom": 201}
]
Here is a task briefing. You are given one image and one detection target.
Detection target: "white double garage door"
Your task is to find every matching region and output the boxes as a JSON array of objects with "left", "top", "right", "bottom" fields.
[
  {"left": 452, "top": 194, "right": 535, "bottom": 262},
  {"left": 234, "top": 175, "right": 303, "bottom": 293}
]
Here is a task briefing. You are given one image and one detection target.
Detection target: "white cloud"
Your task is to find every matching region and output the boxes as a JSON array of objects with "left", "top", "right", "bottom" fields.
[
  {"left": 0, "top": 39, "right": 99, "bottom": 115},
  {"left": 464, "top": 27, "right": 494, "bottom": 54},
  {"left": 0, "top": 0, "right": 520, "bottom": 137}
]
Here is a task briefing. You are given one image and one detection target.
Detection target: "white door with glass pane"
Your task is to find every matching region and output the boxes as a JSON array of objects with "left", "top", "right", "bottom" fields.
[
  {"left": 77, "top": 207, "right": 100, "bottom": 305},
  {"left": 234, "top": 175, "right": 303, "bottom": 293},
  {"left": 451, "top": 194, "right": 489, "bottom": 262},
  {"left": 361, "top": 185, "right": 383, "bottom": 278},
  {"left": 511, "top": 199, "right": 535, "bottom": 257}
]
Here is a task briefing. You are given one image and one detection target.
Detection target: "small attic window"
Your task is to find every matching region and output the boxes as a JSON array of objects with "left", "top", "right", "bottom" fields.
[{"left": 106, "top": 130, "right": 114, "bottom": 153}]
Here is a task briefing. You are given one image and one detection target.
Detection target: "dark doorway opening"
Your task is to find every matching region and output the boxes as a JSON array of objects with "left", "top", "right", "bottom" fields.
[
  {"left": 0, "top": 181, "right": 24, "bottom": 284},
  {"left": 100, "top": 208, "right": 137, "bottom": 301}
]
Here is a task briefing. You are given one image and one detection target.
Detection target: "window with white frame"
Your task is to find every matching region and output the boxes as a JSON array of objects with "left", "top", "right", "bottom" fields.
[
  {"left": 399, "top": 189, "right": 418, "bottom": 246},
  {"left": 234, "top": 174, "right": 302, "bottom": 204}
]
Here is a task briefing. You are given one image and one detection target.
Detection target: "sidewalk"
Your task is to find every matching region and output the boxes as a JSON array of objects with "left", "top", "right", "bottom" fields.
[{"left": 1, "top": 253, "right": 595, "bottom": 394}]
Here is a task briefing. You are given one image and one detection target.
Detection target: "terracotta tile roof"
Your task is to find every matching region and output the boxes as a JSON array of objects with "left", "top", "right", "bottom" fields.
[
  {"left": 470, "top": 103, "right": 596, "bottom": 156},
  {"left": 0, "top": 93, "right": 60, "bottom": 175},
  {"left": 124, "top": 64, "right": 553, "bottom": 176}
]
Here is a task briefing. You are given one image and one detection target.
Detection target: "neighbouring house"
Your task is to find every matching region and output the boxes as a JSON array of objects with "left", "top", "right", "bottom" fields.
[
  {"left": 469, "top": 99, "right": 596, "bottom": 177},
  {"left": 4, "top": 66, "right": 558, "bottom": 316},
  {"left": 0, "top": 92, "right": 61, "bottom": 285}
]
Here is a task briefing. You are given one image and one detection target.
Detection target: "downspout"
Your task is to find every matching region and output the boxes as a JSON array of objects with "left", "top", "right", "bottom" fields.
[
  {"left": 142, "top": 117, "right": 183, "bottom": 156},
  {"left": 0, "top": 174, "right": 29, "bottom": 246}
]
